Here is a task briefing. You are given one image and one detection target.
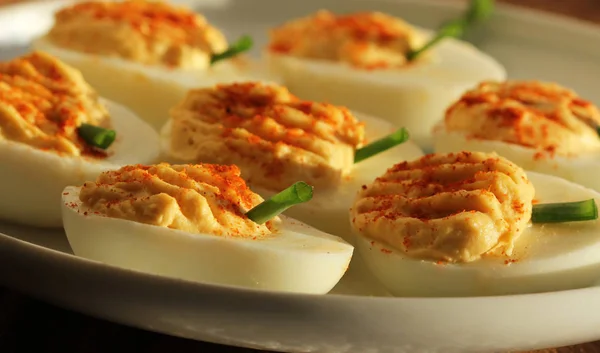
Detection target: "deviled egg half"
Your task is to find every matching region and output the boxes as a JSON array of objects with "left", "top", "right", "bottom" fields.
[
  {"left": 160, "top": 81, "right": 423, "bottom": 242},
  {"left": 0, "top": 51, "right": 159, "bottom": 228},
  {"left": 61, "top": 163, "right": 353, "bottom": 294},
  {"left": 264, "top": 10, "right": 506, "bottom": 147},
  {"left": 351, "top": 151, "right": 600, "bottom": 297},
  {"left": 434, "top": 80, "right": 600, "bottom": 192},
  {"left": 33, "top": 0, "right": 269, "bottom": 130}
]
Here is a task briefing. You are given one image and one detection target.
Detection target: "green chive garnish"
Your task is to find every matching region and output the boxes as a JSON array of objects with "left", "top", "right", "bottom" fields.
[
  {"left": 532, "top": 199, "right": 598, "bottom": 223},
  {"left": 77, "top": 123, "right": 116, "bottom": 150},
  {"left": 464, "top": 0, "right": 495, "bottom": 24},
  {"left": 354, "top": 128, "right": 410, "bottom": 164},
  {"left": 246, "top": 182, "right": 313, "bottom": 224},
  {"left": 595, "top": 125, "right": 600, "bottom": 137},
  {"left": 210, "top": 35, "right": 254, "bottom": 65},
  {"left": 407, "top": 0, "right": 494, "bottom": 61}
]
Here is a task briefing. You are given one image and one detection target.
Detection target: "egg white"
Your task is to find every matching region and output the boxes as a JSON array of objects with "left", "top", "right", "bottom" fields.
[
  {"left": 433, "top": 126, "right": 600, "bottom": 193},
  {"left": 61, "top": 186, "right": 354, "bottom": 294},
  {"left": 32, "top": 38, "right": 277, "bottom": 130},
  {"left": 355, "top": 171, "right": 600, "bottom": 297},
  {"left": 264, "top": 30, "right": 506, "bottom": 149},
  {"left": 160, "top": 112, "right": 424, "bottom": 244},
  {"left": 0, "top": 99, "right": 160, "bottom": 228}
]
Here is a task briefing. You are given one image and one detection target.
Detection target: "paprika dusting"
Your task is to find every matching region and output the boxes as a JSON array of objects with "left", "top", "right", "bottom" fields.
[
  {"left": 166, "top": 82, "right": 366, "bottom": 191},
  {"left": 350, "top": 151, "right": 535, "bottom": 263},
  {"left": 268, "top": 10, "right": 426, "bottom": 70},
  {"left": 0, "top": 51, "right": 111, "bottom": 157},
  {"left": 46, "top": 0, "right": 228, "bottom": 69},
  {"left": 444, "top": 80, "right": 600, "bottom": 156},
  {"left": 78, "top": 163, "right": 275, "bottom": 237}
]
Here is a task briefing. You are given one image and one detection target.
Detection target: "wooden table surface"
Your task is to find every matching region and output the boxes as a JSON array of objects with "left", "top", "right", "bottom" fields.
[{"left": 1, "top": 0, "right": 600, "bottom": 352}]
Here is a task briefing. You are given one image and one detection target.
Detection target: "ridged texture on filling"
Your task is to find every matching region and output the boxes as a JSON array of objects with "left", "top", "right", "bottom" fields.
[
  {"left": 351, "top": 152, "right": 535, "bottom": 263},
  {"left": 0, "top": 51, "right": 110, "bottom": 156},
  {"left": 47, "top": 0, "right": 228, "bottom": 69},
  {"left": 269, "top": 10, "right": 425, "bottom": 69},
  {"left": 168, "top": 82, "right": 365, "bottom": 191},
  {"left": 445, "top": 80, "right": 600, "bottom": 156},
  {"left": 79, "top": 163, "right": 274, "bottom": 237}
]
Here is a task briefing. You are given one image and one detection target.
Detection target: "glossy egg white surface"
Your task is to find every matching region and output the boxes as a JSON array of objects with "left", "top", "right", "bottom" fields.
[
  {"left": 265, "top": 31, "right": 506, "bottom": 148},
  {"left": 33, "top": 38, "right": 276, "bottom": 130},
  {"left": 61, "top": 186, "right": 354, "bottom": 294},
  {"left": 160, "top": 112, "right": 425, "bottom": 243},
  {"left": 434, "top": 127, "right": 600, "bottom": 192},
  {"left": 0, "top": 99, "right": 160, "bottom": 228},
  {"left": 356, "top": 171, "right": 600, "bottom": 297}
]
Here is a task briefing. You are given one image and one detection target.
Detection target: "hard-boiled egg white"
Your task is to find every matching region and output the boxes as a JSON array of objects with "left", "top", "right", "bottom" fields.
[
  {"left": 434, "top": 126, "right": 600, "bottom": 193},
  {"left": 0, "top": 99, "right": 159, "bottom": 228},
  {"left": 160, "top": 111, "right": 424, "bottom": 244},
  {"left": 61, "top": 186, "right": 354, "bottom": 294},
  {"left": 33, "top": 38, "right": 276, "bottom": 130},
  {"left": 355, "top": 172, "right": 600, "bottom": 297},
  {"left": 265, "top": 30, "right": 506, "bottom": 148}
]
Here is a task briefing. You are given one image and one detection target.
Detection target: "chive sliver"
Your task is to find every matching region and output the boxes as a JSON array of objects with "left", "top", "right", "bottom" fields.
[
  {"left": 354, "top": 127, "right": 410, "bottom": 164},
  {"left": 407, "top": 0, "right": 494, "bottom": 61},
  {"left": 531, "top": 199, "right": 598, "bottom": 223},
  {"left": 210, "top": 35, "right": 254, "bottom": 65},
  {"left": 407, "top": 20, "right": 465, "bottom": 61},
  {"left": 77, "top": 123, "right": 116, "bottom": 150},
  {"left": 465, "top": 0, "right": 495, "bottom": 24},
  {"left": 246, "top": 182, "right": 314, "bottom": 224}
]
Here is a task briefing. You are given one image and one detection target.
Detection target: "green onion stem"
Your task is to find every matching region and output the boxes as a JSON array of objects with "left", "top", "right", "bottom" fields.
[
  {"left": 77, "top": 123, "right": 116, "bottom": 150},
  {"left": 354, "top": 128, "right": 410, "bottom": 164},
  {"left": 246, "top": 182, "right": 314, "bottom": 224},
  {"left": 407, "top": 0, "right": 494, "bottom": 61},
  {"left": 210, "top": 35, "right": 254, "bottom": 65},
  {"left": 532, "top": 199, "right": 598, "bottom": 223}
]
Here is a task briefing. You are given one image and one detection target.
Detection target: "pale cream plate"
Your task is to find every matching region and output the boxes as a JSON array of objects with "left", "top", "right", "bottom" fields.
[{"left": 1, "top": 1, "right": 600, "bottom": 352}]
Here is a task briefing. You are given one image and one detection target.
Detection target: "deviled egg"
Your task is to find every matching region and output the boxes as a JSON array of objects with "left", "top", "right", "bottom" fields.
[
  {"left": 33, "top": 0, "right": 268, "bottom": 130},
  {"left": 351, "top": 151, "right": 600, "bottom": 297},
  {"left": 160, "top": 81, "right": 423, "bottom": 242},
  {"left": 0, "top": 51, "right": 159, "bottom": 228},
  {"left": 61, "top": 163, "right": 353, "bottom": 294},
  {"left": 264, "top": 10, "right": 506, "bottom": 147},
  {"left": 434, "top": 80, "right": 600, "bottom": 192}
]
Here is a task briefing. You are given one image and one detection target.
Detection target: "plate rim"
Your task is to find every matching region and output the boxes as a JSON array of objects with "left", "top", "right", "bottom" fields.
[
  {"left": 4, "top": 227, "right": 600, "bottom": 304},
  {"left": 1, "top": 0, "right": 600, "bottom": 304}
]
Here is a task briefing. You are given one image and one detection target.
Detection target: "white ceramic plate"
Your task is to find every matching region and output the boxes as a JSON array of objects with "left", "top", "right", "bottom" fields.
[{"left": 2, "top": 1, "right": 600, "bottom": 352}]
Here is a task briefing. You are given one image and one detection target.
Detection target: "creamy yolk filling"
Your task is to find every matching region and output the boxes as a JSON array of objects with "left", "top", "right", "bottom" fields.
[
  {"left": 268, "top": 10, "right": 424, "bottom": 69},
  {"left": 0, "top": 51, "right": 111, "bottom": 156},
  {"left": 79, "top": 163, "right": 273, "bottom": 237},
  {"left": 351, "top": 151, "right": 535, "bottom": 263},
  {"left": 444, "top": 80, "right": 600, "bottom": 156},
  {"left": 46, "top": 0, "right": 228, "bottom": 69},
  {"left": 168, "top": 82, "right": 365, "bottom": 191}
]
